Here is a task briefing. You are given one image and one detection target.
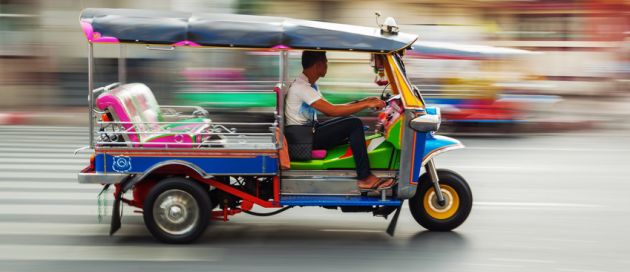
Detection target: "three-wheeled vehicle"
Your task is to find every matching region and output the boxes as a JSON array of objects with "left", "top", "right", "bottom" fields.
[{"left": 77, "top": 8, "right": 472, "bottom": 243}]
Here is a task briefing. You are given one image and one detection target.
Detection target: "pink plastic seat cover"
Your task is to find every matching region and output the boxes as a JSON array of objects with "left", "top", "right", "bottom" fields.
[{"left": 95, "top": 83, "right": 208, "bottom": 148}]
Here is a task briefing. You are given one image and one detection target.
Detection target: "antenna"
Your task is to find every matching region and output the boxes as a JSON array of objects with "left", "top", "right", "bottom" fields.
[{"left": 374, "top": 11, "right": 382, "bottom": 28}]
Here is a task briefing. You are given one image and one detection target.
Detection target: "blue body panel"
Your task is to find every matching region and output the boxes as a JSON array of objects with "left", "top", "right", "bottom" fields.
[
  {"left": 280, "top": 195, "right": 401, "bottom": 207},
  {"left": 94, "top": 153, "right": 278, "bottom": 175},
  {"left": 406, "top": 106, "right": 463, "bottom": 183}
]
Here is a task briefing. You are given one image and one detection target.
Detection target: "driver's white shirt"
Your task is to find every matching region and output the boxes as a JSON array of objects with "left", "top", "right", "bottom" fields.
[{"left": 285, "top": 73, "right": 322, "bottom": 126}]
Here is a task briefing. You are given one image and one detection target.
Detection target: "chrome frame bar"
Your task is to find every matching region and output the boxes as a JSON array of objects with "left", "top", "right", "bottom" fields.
[
  {"left": 88, "top": 43, "right": 94, "bottom": 149},
  {"left": 426, "top": 159, "right": 445, "bottom": 205},
  {"left": 278, "top": 50, "right": 288, "bottom": 135},
  {"left": 118, "top": 44, "right": 126, "bottom": 84}
]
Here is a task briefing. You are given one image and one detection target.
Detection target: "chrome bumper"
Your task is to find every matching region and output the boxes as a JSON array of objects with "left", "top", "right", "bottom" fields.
[{"left": 77, "top": 170, "right": 130, "bottom": 184}]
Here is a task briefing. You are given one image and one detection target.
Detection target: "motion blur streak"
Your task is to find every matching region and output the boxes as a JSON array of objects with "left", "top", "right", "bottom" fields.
[{"left": 1, "top": 1, "right": 629, "bottom": 272}]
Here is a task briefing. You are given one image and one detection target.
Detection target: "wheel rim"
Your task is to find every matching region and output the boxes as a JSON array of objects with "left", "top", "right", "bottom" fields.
[
  {"left": 153, "top": 189, "right": 199, "bottom": 236},
  {"left": 423, "top": 185, "right": 460, "bottom": 220}
]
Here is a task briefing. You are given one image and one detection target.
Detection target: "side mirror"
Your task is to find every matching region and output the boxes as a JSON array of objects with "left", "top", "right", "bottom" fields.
[{"left": 371, "top": 54, "right": 388, "bottom": 86}]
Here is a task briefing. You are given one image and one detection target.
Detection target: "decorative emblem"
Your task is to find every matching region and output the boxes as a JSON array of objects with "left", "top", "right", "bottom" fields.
[{"left": 112, "top": 156, "right": 132, "bottom": 173}]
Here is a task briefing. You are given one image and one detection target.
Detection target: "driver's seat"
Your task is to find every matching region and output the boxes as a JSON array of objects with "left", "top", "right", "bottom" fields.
[{"left": 273, "top": 84, "right": 327, "bottom": 162}]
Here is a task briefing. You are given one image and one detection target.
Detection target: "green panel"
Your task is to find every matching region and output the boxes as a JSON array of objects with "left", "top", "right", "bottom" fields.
[
  {"left": 175, "top": 91, "right": 367, "bottom": 108},
  {"left": 385, "top": 118, "right": 402, "bottom": 149},
  {"left": 290, "top": 135, "right": 395, "bottom": 170},
  {"left": 176, "top": 92, "right": 277, "bottom": 108},
  {"left": 391, "top": 150, "right": 400, "bottom": 169}
]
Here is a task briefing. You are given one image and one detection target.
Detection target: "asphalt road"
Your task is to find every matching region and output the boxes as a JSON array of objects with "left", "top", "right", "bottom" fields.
[{"left": 1, "top": 125, "right": 629, "bottom": 272}]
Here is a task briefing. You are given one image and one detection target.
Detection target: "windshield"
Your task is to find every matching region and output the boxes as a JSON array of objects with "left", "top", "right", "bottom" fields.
[{"left": 394, "top": 52, "right": 426, "bottom": 106}]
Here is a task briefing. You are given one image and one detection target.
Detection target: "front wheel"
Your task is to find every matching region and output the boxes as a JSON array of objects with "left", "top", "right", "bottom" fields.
[
  {"left": 143, "top": 177, "right": 211, "bottom": 244},
  {"left": 409, "top": 169, "right": 472, "bottom": 231}
]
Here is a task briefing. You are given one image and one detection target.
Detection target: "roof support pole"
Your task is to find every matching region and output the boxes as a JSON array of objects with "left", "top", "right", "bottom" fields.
[
  {"left": 88, "top": 43, "right": 95, "bottom": 149},
  {"left": 278, "top": 50, "right": 289, "bottom": 133},
  {"left": 118, "top": 44, "right": 126, "bottom": 84}
]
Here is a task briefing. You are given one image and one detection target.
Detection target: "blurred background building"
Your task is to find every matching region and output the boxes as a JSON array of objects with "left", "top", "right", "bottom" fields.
[{"left": 0, "top": 0, "right": 628, "bottom": 130}]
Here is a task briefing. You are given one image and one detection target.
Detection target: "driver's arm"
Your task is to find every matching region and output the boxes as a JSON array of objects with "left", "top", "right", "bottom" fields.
[{"left": 311, "top": 98, "right": 384, "bottom": 117}]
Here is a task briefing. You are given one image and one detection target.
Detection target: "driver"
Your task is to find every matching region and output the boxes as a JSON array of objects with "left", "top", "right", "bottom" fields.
[{"left": 284, "top": 51, "right": 395, "bottom": 191}]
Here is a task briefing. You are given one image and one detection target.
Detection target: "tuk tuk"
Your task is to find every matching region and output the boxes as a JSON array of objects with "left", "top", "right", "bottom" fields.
[{"left": 77, "top": 8, "right": 473, "bottom": 243}]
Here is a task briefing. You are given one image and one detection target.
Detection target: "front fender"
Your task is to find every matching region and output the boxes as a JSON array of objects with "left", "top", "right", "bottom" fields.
[{"left": 421, "top": 134, "right": 464, "bottom": 167}]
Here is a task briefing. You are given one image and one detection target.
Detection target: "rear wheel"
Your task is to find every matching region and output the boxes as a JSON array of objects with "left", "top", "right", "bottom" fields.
[
  {"left": 143, "top": 177, "right": 210, "bottom": 244},
  {"left": 409, "top": 169, "right": 472, "bottom": 231}
]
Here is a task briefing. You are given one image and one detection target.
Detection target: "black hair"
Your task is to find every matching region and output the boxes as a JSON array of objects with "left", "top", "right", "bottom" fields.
[{"left": 301, "top": 51, "right": 327, "bottom": 69}]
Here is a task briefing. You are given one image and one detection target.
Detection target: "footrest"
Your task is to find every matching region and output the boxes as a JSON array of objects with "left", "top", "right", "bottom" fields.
[{"left": 279, "top": 195, "right": 401, "bottom": 207}]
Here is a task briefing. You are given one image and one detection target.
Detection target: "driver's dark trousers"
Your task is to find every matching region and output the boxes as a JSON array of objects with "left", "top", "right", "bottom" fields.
[{"left": 313, "top": 116, "right": 371, "bottom": 180}]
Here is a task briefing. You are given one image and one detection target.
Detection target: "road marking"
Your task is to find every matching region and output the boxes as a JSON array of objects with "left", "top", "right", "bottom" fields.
[
  {"left": 466, "top": 146, "right": 630, "bottom": 152},
  {"left": 0, "top": 245, "right": 222, "bottom": 262},
  {"left": 474, "top": 201, "right": 605, "bottom": 208},
  {"left": 0, "top": 153, "right": 88, "bottom": 159},
  {"left": 0, "top": 181, "right": 97, "bottom": 190},
  {"left": 0, "top": 222, "right": 144, "bottom": 236},
  {"left": 0, "top": 158, "right": 86, "bottom": 164},
  {"left": 0, "top": 192, "right": 103, "bottom": 201},
  {"left": 0, "top": 204, "right": 137, "bottom": 216},
  {"left": 0, "top": 172, "right": 76, "bottom": 179},
  {"left": 321, "top": 229, "right": 383, "bottom": 233},
  {"left": 0, "top": 164, "right": 84, "bottom": 171},
  {"left": 555, "top": 268, "right": 606, "bottom": 272},
  {"left": 491, "top": 257, "right": 556, "bottom": 264}
]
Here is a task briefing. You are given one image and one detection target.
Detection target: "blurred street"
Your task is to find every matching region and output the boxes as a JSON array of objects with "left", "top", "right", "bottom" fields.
[
  {"left": 1, "top": 125, "right": 629, "bottom": 272},
  {"left": 1, "top": 0, "right": 629, "bottom": 271}
]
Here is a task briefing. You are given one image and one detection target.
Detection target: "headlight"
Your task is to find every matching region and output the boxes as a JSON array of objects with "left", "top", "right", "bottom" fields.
[{"left": 409, "top": 107, "right": 441, "bottom": 133}]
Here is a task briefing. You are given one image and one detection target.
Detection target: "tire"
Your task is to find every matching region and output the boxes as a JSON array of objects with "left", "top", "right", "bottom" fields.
[
  {"left": 143, "top": 177, "right": 211, "bottom": 244},
  {"left": 409, "top": 169, "right": 472, "bottom": 231}
]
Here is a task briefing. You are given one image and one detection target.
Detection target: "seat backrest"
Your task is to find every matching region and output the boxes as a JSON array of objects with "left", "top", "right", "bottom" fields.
[{"left": 95, "top": 83, "right": 163, "bottom": 144}]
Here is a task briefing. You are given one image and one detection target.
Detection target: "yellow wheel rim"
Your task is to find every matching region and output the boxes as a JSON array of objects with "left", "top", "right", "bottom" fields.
[{"left": 423, "top": 185, "right": 460, "bottom": 220}]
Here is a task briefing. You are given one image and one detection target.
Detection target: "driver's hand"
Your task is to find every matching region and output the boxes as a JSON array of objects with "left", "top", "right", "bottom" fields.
[{"left": 367, "top": 99, "right": 386, "bottom": 110}]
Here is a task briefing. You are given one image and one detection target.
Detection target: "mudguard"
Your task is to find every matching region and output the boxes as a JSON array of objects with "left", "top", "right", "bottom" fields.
[{"left": 421, "top": 134, "right": 464, "bottom": 167}]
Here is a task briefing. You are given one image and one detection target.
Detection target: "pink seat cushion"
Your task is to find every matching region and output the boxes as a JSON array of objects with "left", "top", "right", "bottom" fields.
[
  {"left": 311, "top": 149, "right": 327, "bottom": 159},
  {"left": 95, "top": 83, "right": 209, "bottom": 148}
]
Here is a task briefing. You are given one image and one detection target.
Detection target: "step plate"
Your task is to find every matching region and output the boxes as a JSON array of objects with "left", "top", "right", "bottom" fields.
[{"left": 279, "top": 195, "right": 401, "bottom": 207}]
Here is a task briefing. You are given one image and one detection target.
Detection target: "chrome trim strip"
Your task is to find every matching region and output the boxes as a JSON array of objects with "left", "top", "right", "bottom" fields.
[
  {"left": 77, "top": 172, "right": 129, "bottom": 184},
  {"left": 88, "top": 43, "right": 94, "bottom": 149},
  {"left": 282, "top": 170, "right": 397, "bottom": 178},
  {"left": 420, "top": 143, "right": 465, "bottom": 167}
]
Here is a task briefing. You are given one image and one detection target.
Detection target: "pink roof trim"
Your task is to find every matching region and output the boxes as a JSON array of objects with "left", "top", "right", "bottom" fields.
[
  {"left": 81, "top": 21, "right": 120, "bottom": 44},
  {"left": 173, "top": 40, "right": 202, "bottom": 47}
]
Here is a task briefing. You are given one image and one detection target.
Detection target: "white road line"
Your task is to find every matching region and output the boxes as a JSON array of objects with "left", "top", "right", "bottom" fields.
[
  {"left": 0, "top": 164, "right": 83, "bottom": 171},
  {"left": 0, "top": 147, "right": 78, "bottom": 153},
  {"left": 0, "top": 153, "right": 89, "bottom": 159},
  {"left": 0, "top": 192, "right": 102, "bottom": 201},
  {"left": 0, "top": 245, "right": 222, "bottom": 262},
  {"left": 0, "top": 143, "right": 83, "bottom": 148},
  {"left": 320, "top": 229, "right": 383, "bottom": 233},
  {"left": 466, "top": 146, "right": 630, "bottom": 152},
  {"left": 474, "top": 201, "right": 605, "bottom": 208},
  {"left": 0, "top": 222, "right": 145, "bottom": 236},
  {"left": 0, "top": 125, "right": 87, "bottom": 130},
  {"left": 0, "top": 205, "right": 137, "bottom": 216},
  {"left": 0, "top": 181, "right": 98, "bottom": 189},
  {"left": 1, "top": 172, "right": 76, "bottom": 179},
  {"left": 0, "top": 158, "right": 85, "bottom": 164},
  {"left": 555, "top": 268, "right": 606, "bottom": 272},
  {"left": 491, "top": 257, "right": 556, "bottom": 264}
]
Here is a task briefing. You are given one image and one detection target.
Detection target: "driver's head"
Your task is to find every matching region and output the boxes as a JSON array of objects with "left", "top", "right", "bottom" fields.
[{"left": 302, "top": 51, "right": 328, "bottom": 78}]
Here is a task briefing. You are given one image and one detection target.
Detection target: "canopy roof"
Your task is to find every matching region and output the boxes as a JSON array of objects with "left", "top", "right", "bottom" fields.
[
  {"left": 80, "top": 8, "right": 418, "bottom": 53},
  {"left": 410, "top": 41, "right": 537, "bottom": 60}
]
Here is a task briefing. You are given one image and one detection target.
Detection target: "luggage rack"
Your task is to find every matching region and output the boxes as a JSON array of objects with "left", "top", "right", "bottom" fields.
[{"left": 94, "top": 120, "right": 278, "bottom": 150}]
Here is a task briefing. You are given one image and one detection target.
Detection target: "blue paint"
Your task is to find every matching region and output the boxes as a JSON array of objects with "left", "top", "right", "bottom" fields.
[
  {"left": 280, "top": 195, "right": 401, "bottom": 207},
  {"left": 94, "top": 153, "right": 278, "bottom": 175}
]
